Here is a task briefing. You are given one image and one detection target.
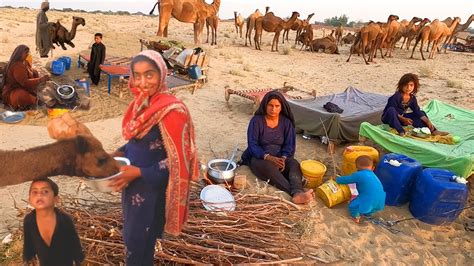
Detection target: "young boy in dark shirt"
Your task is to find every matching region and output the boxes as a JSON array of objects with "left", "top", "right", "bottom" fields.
[
  {"left": 87, "top": 33, "right": 106, "bottom": 85},
  {"left": 23, "top": 178, "right": 84, "bottom": 265}
]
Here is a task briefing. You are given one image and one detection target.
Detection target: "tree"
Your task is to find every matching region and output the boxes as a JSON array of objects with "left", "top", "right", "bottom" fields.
[{"left": 324, "top": 14, "right": 351, "bottom": 27}]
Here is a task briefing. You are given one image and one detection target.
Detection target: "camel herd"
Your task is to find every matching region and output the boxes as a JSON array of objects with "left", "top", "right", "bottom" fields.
[{"left": 150, "top": 1, "right": 473, "bottom": 63}]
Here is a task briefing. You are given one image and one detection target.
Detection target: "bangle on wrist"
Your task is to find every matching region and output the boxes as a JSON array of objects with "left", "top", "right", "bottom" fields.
[{"left": 263, "top": 154, "right": 269, "bottom": 160}]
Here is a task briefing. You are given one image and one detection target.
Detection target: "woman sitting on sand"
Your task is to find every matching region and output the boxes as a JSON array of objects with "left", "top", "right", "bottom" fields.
[
  {"left": 382, "top": 73, "right": 448, "bottom": 136},
  {"left": 240, "top": 91, "right": 313, "bottom": 204},
  {"left": 1, "top": 45, "right": 50, "bottom": 110},
  {"left": 109, "top": 50, "right": 199, "bottom": 265}
]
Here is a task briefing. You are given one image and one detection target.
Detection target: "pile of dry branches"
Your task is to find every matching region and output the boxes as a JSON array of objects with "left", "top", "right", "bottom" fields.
[{"left": 15, "top": 183, "right": 326, "bottom": 264}]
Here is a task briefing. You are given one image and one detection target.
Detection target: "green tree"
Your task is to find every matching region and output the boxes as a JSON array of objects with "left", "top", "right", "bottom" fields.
[{"left": 324, "top": 14, "right": 351, "bottom": 27}]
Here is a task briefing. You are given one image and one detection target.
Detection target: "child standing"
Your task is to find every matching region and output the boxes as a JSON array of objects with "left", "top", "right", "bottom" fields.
[
  {"left": 336, "top": 155, "right": 386, "bottom": 223},
  {"left": 87, "top": 33, "right": 106, "bottom": 85},
  {"left": 23, "top": 178, "right": 84, "bottom": 265}
]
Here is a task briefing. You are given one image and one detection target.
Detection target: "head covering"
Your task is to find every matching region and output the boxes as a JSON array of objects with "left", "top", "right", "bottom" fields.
[
  {"left": 122, "top": 50, "right": 199, "bottom": 236},
  {"left": 41, "top": 1, "right": 49, "bottom": 11},
  {"left": 1, "top": 45, "right": 29, "bottom": 90},
  {"left": 254, "top": 90, "right": 295, "bottom": 127}
]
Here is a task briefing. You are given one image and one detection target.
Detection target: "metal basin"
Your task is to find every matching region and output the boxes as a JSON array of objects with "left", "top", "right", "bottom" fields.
[
  {"left": 84, "top": 157, "right": 130, "bottom": 192},
  {"left": 57, "top": 85, "right": 75, "bottom": 100},
  {"left": 207, "top": 159, "right": 236, "bottom": 184}
]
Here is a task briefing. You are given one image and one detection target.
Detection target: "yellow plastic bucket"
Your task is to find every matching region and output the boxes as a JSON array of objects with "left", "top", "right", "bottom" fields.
[
  {"left": 341, "top": 145, "right": 379, "bottom": 175},
  {"left": 316, "top": 179, "right": 352, "bottom": 208},
  {"left": 300, "top": 160, "right": 327, "bottom": 189},
  {"left": 47, "top": 108, "right": 69, "bottom": 119}
]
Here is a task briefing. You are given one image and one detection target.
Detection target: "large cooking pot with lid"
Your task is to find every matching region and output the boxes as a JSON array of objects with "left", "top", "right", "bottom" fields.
[
  {"left": 56, "top": 85, "right": 75, "bottom": 100},
  {"left": 207, "top": 159, "right": 236, "bottom": 184}
]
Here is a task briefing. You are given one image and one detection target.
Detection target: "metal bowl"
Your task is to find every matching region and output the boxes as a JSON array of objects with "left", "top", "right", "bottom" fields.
[
  {"left": 57, "top": 85, "right": 75, "bottom": 100},
  {"left": 0, "top": 111, "right": 25, "bottom": 123},
  {"left": 207, "top": 159, "right": 236, "bottom": 184},
  {"left": 84, "top": 157, "right": 130, "bottom": 192}
]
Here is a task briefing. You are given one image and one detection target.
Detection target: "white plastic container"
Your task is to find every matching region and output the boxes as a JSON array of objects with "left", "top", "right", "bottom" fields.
[{"left": 84, "top": 157, "right": 130, "bottom": 192}]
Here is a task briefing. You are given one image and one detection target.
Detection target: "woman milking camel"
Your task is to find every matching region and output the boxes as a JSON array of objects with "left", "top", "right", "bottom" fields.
[
  {"left": 240, "top": 91, "right": 314, "bottom": 204},
  {"left": 1, "top": 45, "right": 50, "bottom": 110}
]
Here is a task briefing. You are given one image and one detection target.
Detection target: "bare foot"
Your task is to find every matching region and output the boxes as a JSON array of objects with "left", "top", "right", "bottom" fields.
[
  {"left": 432, "top": 130, "right": 449, "bottom": 136},
  {"left": 352, "top": 216, "right": 361, "bottom": 224},
  {"left": 292, "top": 189, "right": 314, "bottom": 204}
]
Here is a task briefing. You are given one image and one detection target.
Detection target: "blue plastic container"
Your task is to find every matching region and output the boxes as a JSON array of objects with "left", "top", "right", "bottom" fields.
[
  {"left": 375, "top": 153, "right": 422, "bottom": 206},
  {"left": 51, "top": 60, "right": 65, "bottom": 76},
  {"left": 58, "top": 56, "right": 72, "bottom": 70},
  {"left": 188, "top": 65, "right": 202, "bottom": 80},
  {"left": 409, "top": 168, "right": 468, "bottom": 225},
  {"left": 75, "top": 79, "right": 90, "bottom": 96}
]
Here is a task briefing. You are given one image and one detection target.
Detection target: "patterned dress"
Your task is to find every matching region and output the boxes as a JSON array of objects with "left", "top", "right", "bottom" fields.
[{"left": 120, "top": 125, "right": 169, "bottom": 265}]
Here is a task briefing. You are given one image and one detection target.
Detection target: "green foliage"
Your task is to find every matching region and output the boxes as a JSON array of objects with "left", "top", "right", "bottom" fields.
[{"left": 324, "top": 14, "right": 352, "bottom": 27}]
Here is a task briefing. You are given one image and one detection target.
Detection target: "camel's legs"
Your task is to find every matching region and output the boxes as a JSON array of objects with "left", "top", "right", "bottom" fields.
[
  {"left": 273, "top": 31, "right": 281, "bottom": 52},
  {"left": 157, "top": 5, "right": 171, "bottom": 37}
]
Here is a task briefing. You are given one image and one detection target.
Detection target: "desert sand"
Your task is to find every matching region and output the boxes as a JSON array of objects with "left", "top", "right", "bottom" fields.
[{"left": 0, "top": 7, "right": 473, "bottom": 264}]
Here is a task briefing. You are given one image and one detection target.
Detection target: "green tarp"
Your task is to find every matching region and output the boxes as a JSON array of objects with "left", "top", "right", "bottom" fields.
[{"left": 359, "top": 100, "right": 473, "bottom": 178}]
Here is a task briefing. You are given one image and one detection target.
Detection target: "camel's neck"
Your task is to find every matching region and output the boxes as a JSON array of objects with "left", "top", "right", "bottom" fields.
[
  {"left": 211, "top": 0, "right": 220, "bottom": 13},
  {"left": 459, "top": 16, "right": 473, "bottom": 31},
  {"left": 447, "top": 20, "right": 459, "bottom": 33},
  {"left": 68, "top": 22, "right": 79, "bottom": 40},
  {"left": 284, "top": 14, "right": 299, "bottom": 28},
  {"left": 0, "top": 140, "right": 77, "bottom": 187}
]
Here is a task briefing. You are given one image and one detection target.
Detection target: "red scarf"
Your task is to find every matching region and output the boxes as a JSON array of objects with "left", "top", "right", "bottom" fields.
[{"left": 122, "top": 50, "right": 199, "bottom": 236}]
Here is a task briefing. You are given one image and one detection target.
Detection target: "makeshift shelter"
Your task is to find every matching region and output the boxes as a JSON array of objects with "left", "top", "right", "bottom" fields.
[
  {"left": 359, "top": 100, "right": 474, "bottom": 178},
  {"left": 288, "top": 86, "right": 389, "bottom": 142}
]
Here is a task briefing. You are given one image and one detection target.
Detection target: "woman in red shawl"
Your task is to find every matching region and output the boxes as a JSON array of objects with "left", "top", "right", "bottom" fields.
[
  {"left": 109, "top": 50, "right": 198, "bottom": 265},
  {"left": 1, "top": 45, "right": 50, "bottom": 110}
]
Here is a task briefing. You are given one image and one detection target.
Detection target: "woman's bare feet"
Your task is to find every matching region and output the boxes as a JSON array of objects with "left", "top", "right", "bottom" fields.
[
  {"left": 432, "top": 130, "right": 449, "bottom": 136},
  {"left": 292, "top": 189, "right": 314, "bottom": 204}
]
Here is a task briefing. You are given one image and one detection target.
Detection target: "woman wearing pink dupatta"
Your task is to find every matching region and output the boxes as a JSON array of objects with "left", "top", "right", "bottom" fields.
[{"left": 110, "top": 50, "right": 198, "bottom": 265}]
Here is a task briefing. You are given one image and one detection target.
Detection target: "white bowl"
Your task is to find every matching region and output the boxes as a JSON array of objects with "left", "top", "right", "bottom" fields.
[{"left": 84, "top": 157, "right": 130, "bottom": 192}]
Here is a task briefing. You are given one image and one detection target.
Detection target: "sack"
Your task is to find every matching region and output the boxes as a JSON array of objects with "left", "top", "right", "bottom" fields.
[
  {"left": 323, "top": 102, "right": 343, "bottom": 114},
  {"left": 47, "top": 112, "right": 92, "bottom": 140}
]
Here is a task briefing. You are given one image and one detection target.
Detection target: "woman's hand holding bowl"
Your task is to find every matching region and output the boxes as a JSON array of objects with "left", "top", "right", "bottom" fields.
[{"left": 109, "top": 165, "right": 141, "bottom": 192}]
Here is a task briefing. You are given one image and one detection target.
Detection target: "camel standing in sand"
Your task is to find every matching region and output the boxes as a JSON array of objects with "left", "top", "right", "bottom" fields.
[
  {"left": 245, "top": 7, "right": 269, "bottom": 46},
  {"left": 381, "top": 15, "right": 401, "bottom": 57},
  {"left": 254, "top": 11, "right": 300, "bottom": 52},
  {"left": 347, "top": 22, "right": 383, "bottom": 64},
  {"left": 234, "top": 11, "right": 244, "bottom": 38},
  {"left": 411, "top": 17, "right": 461, "bottom": 60},
  {"left": 0, "top": 135, "right": 119, "bottom": 188},
  {"left": 297, "top": 24, "right": 314, "bottom": 51},
  {"left": 206, "top": 14, "right": 219, "bottom": 45},
  {"left": 401, "top": 18, "right": 431, "bottom": 50},
  {"left": 155, "top": 0, "right": 220, "bottom": 44},
  {"left": 283, "top": 13, "right": 314, "bottom": 44},
  {"left": 335, "top": 25, "right": 343, "bottom": 45},
  {"left": 394, "top": 17, "right": 422, "bottom": 48},
  {"left": 442, "top": 14, "right": 473, "bottom": 52}
]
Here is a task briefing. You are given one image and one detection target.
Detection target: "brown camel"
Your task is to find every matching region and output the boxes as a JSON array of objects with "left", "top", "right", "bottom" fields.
[
  {"left": 341, "top": 32, "right": 356, "bottom": 45},
  {"left": 0, "top": 135, "right": 119, "bottom": 188},
  {"left": 206, "top": 14, "right": 219, "bottom": 45},
  {"left": 254, "top": 11, "right": 300, "bottom": 52},
  {"left": 297, "top": 24, "right": 314, "bottom": 51},
  {"left": 282, "top": 13, "right": 314, "bottom": 44},
  {"left": 397, "top": 17, "right": 423, "bottom": 49},
  {"left": 245, "top": 7, "right": 269, "bottom": 46},
  {"left": 335, "top": 25, "right": 343, "bottom": 45},
  {"left": 442, "top": 14, "right": 474, "bottom": 52},
  {"left": 381, "top": 14, "right": 401, "bottom": 57},
  {"left": 156, "top": 0, "right": 221, "bottom": 44},
  {"left": 402, "top": 18, "right": 431, "bottom": 50},
  {"left": 234, "top": 11, "right": 245, "bottom": 38},
  {"left": 411, "top": 17, "right": 461, "bottom": 60},
  {"left": 51, "top": 16, "right": 85, "bottom": 50},
  {"left": 310, "top": 37, "right": 339, "bottom": 54},
  {"left": 347, "top": 22, "right": 383, "bottom": 64}
]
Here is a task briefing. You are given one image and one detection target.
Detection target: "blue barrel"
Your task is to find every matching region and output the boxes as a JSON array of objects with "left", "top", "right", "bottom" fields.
[
  {"left": 188, "top": 65, "right": 202, "bottom": 79},
  {"left": 59, "top": 56, "right": 72, "bottom": 70},
  {"left": 409, "top": 168, "right": 468, "bottom": 225},
  {"left": 51, "top": 60, "right": 65, "bottom": 76},
  {"left": 375, "top": 153, "right": 422, "bottom": 206}
]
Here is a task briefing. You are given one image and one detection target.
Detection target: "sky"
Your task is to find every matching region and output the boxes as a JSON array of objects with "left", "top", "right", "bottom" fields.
[{"left": 1, "top": 0, "right": 473, "bottom": 23}]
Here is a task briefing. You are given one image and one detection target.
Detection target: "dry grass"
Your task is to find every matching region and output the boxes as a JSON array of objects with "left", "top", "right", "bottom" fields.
[
  {"left": 418, "top": 65, "right": 433, "bottom": 78},
  {"left": 224, "top": 33, "right": 230, "bottom": 38},
  {"left": 243, "top": 63, "right": 252, "bottom": 72},
  {"left": 229, "top": 69, "right": 245, "bottom": 77},
  {"left": 1, "top": 36, "right": 9, "bottom": 43},
  {"left": 280, "top": 45, "right": 292, "bottom": 55},
  {"left": 446, "top": 80, "right": 463, "bottom": 89},
  {"left": 267, "top": 67, "right": 274, "bottom": 72}
]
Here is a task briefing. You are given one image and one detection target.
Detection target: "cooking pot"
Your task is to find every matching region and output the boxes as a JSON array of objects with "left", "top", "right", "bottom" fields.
[
  {"left": 56, "top": 85, "right": 75, "bottom": 100},
  {"left": 207, "top": 159, "right": 236, "bottom": 184}
]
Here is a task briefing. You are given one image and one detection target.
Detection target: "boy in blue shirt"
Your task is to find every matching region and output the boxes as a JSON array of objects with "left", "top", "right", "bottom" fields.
[{"left": 336, "top": 155, "right": 386, "bottom": 223}]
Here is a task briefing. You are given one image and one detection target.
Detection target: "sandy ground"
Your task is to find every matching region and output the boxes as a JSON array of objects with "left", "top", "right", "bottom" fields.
[{"left": 0, "top": 7, "right": 473, "bottom": 264}]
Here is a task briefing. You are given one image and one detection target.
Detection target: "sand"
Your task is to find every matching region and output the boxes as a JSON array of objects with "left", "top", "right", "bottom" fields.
[{"left": 0, "top": 7, "right": 473, "bottom": 264}]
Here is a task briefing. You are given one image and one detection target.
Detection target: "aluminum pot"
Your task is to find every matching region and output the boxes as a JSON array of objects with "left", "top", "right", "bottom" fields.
[
  {"left": 56, "top": 85, "right": 75, "bottom": 100},
  {"left": 207, "top": 159, "right": 236, "bottom": 184}
]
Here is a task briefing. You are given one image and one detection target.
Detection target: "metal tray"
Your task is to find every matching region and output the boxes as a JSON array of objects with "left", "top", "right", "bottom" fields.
[{"left": 0, "top": 111, "right": 25, "bottom": 124}]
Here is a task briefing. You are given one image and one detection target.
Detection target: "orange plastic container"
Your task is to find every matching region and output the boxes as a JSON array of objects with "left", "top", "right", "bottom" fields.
[{"left": 341, "top": 145, "right": 379, "bottom": 175}]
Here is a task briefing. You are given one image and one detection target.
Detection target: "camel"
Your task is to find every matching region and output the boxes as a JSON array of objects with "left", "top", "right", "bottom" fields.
[
  {"left": 234, "top": 11, "right": 244, "bottom": 38},
  {"left": 254, "top": 11, "right": 300, "bottom": 52},
  {"left": 206, "top": 14, "right": 219, "bottom": 45},
  {"left": 310, "top": 37, "right": 339, "bottom": 54},
  {"left": 244, "top": 7, "right": 269, "bottom": 46},
  {"left": 296, "top": 24, "right": 314, "bottom": 51},
  {"left": 0, "top": 135, "right": 119, "bottom": 188},
  {"left": 282, "top": 13, "right": 314, "bottom": 44},
  {"left": 394, "top": 17, "right": 422, "bottom": 48},
  {"left": 381, "top": 14, "right": 401, "bottom": 58},
  {"left": 50, "top": 16, "right": 85, "bottom": 50},
  {"left": 411, "top": 17, "right": 461, "bottom": 60},
  {"left": 156, "top": 0, "right": 221, "bottom": 45},
  {"left": 335, "top": 25, "right": 343, "bottom": 45},
  {"left": 341, "top": 32, "right": 356, "bottom": 45},
  {"left": 401, "top": 18, "right": 431, "bottom": 50},
  {"left": 346, "top": 22, "right": 383, "bottom": 64},
  {"left": 442, "top": 14, "right": 473, "bottom": 52}
]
